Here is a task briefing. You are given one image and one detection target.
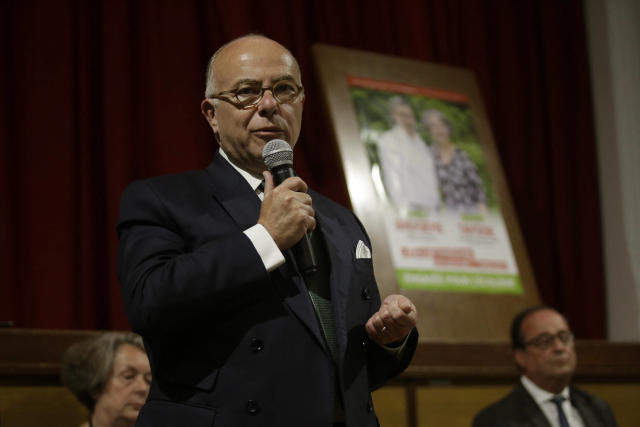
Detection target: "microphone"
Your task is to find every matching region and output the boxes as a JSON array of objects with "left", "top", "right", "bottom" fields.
[{"left": 262, "top": 139, "right": 318, "bottom": 276}]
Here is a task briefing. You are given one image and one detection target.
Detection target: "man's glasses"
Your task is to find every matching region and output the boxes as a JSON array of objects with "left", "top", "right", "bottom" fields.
[
  {"left": 524, "top": 330, "right": 574, "bottom": 349},
  {"left": 209, "top": 79, "right": 303, "bottom": 110}
]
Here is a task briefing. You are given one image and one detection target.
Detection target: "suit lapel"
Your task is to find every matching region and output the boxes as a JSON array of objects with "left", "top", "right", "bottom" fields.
[
  {"left": 570, "top": 388, "right": 598, "bottom": 427},
  {"left": 530, "top": 409, "right": 552, "bottom": 427},
  {"left": 206, "top": 153, "right": 327, "bottom": 351},
  {"left": 275, "top": 253, "right": 327, "bottom": 353},
  {"left": 206, "top": 152, "right": 261, "bottom": 229},
  {"left": 275, "top": 206, "right": 355, "bottom": 361},
  {"left": 513, "top": 383, "right": 552, "bottom": 427}
]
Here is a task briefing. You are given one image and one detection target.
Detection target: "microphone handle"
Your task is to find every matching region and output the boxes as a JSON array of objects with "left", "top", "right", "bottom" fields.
[{"left": 270, "top": 165, "right": 318, "bottom": 276}]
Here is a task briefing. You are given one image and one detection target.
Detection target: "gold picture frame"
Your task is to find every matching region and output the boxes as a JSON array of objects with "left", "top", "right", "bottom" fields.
[{"left": 312, "top": 44, "right": 539, "bottom": 341}]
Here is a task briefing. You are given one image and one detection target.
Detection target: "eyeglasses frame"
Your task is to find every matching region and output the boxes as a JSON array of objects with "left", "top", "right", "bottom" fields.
[
  {"left": 208, "top": 80, "right": 304, "bottom": 110},
  {"left": 523, "top": 330, "right": 574, "bottom": 350}
]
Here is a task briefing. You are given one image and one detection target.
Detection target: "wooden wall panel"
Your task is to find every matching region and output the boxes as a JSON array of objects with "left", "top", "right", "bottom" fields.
[
  {"left": 2, "top": 329, "right": 639, "bottom": 426},
  {"left": 372, "top": 386, "right": 407, "bottom": 427},
  {"left": 0, "top": 386, "right": 88, "bottom": 427},
  {"left": 416, "top": 385, "right": 511, "bottom": 427}
]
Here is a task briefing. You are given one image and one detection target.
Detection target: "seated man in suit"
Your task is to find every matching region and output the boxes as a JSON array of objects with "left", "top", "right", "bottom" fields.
[
  {"left": 473, "top": 306, "right": 617, "bottom": 427},
  {"left": 117, "top": 34, "right": 418, "bottom": 427}
]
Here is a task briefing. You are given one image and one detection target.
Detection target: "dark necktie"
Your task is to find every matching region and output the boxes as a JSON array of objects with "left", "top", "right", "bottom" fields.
[
  {"left": 256, "top": 180, "right": 265, "bottom": 198},
  {"left": 303, "top": 230, "right": 337, "bottom": 360},
  {"left": 300, "top": 229, "right": 344, "bottom": 422},
  {"left": 550, "top": 395, "right": 570, "bottom": 427}
]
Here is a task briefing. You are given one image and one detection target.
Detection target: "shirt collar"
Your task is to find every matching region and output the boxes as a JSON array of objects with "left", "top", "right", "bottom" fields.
[
  {"left": 219, "top": 148, "right": 263, "bottom": 193},
  {"left": 520, "top": 375, "right": 570, "bottom": 405}
]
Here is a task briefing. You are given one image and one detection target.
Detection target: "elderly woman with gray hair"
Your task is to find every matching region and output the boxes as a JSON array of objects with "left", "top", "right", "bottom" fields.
[{"left": 61, "top": 332, "right": 151, "bottom": 427}]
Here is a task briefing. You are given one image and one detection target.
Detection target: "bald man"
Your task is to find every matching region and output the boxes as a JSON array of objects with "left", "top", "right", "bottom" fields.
[{"left": 117, "top": 35, "right": 418, "bottom": 427}]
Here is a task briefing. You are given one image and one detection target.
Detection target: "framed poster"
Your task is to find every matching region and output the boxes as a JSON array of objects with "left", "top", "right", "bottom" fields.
[{"left": 312, "top": 44, "right": 539, "bottom": 340}]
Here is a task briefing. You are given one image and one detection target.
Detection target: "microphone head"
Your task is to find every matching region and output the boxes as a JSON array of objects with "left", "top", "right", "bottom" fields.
[{"left": 262, "top": 139, "right": 293, "bottom": 170}]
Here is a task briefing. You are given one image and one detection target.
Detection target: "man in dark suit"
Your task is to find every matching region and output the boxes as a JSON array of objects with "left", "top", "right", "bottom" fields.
[
  {"left": 473, "top": 306, "right": 617, "bottom": 427},
  {"left": 117, "top": 34, "right": 418, "bottom": 427}
]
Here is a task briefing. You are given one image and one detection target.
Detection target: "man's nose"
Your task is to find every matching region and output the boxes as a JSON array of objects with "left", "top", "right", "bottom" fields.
[
  {"left": 257, "top": 89, "right": 278, "bottom": 116},
  {"left": 551, "top": 335, "right": 569, "bottom": 351}
]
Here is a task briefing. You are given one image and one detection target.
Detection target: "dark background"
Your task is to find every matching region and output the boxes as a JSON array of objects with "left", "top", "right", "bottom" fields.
[{"left": 0, "top": 0, "right": 605, "bottom": 338}]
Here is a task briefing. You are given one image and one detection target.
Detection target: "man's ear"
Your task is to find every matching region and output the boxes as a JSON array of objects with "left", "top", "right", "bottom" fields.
[
  {"left": 89, "top": 389, "right": 101, "bottom": 402},
  {"left": 201, "top": 98, "right": 218, "bottom": 135},
  {"left": 513, "top": 348, "right": 527, "bottom": 371}
]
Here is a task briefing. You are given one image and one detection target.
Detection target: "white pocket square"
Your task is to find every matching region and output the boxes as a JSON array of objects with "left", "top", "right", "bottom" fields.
[{"left": 355, "top": 240, "right": 372, "bottom": 259}]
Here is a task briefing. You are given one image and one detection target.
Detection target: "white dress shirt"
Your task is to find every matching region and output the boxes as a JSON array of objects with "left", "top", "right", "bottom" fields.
[{"left": 521, "top": 375, "right": 585, "bottom": 427}]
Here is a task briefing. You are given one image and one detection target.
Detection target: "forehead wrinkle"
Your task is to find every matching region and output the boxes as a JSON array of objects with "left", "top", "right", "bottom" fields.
[{"left": 229, "top": 74, "right": 298, "bottom": 88}]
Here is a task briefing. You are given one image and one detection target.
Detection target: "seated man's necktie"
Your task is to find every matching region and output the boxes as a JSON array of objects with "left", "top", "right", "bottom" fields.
[{"left": 550, "top": 395, "right": 570, "bottom": 427}]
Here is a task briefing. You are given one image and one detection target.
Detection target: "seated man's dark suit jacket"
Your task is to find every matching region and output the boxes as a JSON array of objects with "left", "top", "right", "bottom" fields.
[
  {"left": 117, "top": 151, "right": 418, "bottom": 427},
  {"left": 472, "top": 382, "right": 618, "bottom": 427}
]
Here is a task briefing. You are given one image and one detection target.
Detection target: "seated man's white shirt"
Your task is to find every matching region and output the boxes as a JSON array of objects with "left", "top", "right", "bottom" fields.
[{"left": 521, "top": 375, "right": 585, "bottom": 427}]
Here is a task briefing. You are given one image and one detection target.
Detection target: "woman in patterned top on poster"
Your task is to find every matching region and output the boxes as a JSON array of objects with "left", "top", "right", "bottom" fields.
[{"left": 422, "top": 109, "right": 487, "bottom": 214}]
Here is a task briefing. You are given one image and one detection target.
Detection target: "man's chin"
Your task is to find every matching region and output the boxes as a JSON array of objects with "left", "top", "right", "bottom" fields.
[{"left": 550, "top": 364, "right": 575, "bottom": 380}]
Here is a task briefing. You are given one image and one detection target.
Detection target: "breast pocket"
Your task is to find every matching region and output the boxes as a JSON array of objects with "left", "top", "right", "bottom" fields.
[
  {"left": 352, "top": 258, "right": 379, "bottom": 312},
  {"left": 353, "top": 258, "right": 374, "bottom": 276}
]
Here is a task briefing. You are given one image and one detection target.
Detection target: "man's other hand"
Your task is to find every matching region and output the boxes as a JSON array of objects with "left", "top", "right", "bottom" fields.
[{"left": 365, "top": 294, "right": 417, "bottom": 346}]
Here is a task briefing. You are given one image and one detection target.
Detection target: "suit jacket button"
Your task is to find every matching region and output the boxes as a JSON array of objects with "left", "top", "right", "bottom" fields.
[
  {"left": 362, "top": 338, "right": 367, "bottom": 350},
  {"left": 246, "top": 400, "right": 260, "bottom": 415},
  {"left": 366, "top": 399, "right": 373, "bottom": 412},
  {"left": 361, "top": 287, "right": 371, "bottom": 300},
  {"left": 251, "top": 338, "right": 264, "bottom": 352}
]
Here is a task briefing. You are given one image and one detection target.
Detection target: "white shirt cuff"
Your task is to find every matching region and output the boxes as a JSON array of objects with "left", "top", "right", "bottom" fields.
[{"left": 244, "top": 224, "right": 285, "bottom": 272}]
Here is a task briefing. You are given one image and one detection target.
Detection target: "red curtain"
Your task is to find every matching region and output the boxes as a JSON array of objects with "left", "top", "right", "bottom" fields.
[{"left": 0, "top": 0, "right": 604, "bottom": 337}]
